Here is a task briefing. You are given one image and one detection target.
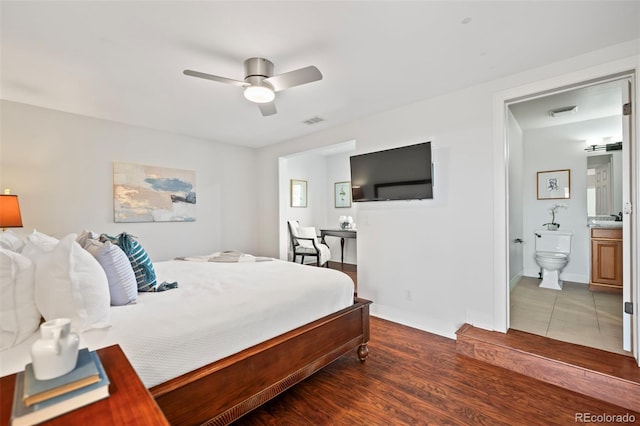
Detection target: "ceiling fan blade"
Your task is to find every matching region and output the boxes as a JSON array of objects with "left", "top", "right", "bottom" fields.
[
  {"left": 183, "top": 70, "right": 248, "bottom": 87},
  {"left": 264, "top": 66, "right": 322, "bottom": 92},
  {"left": 258, "top": 102, "right": 277, "bottom": 116}
]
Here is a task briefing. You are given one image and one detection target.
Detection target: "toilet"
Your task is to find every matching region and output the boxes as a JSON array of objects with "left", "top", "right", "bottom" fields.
[{"left": 534, "top": 230, "right": 573, "bottom": 290}]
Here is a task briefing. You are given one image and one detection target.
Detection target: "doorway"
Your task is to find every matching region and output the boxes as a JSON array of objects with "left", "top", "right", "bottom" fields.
[
  {"left": 493, "top": 67, "right": 638, "bottom": 365},
  {"left": 277, "top": 140, "right": 357, "bottom": 263},
  {"left": 507, "top": 79, "right": 628, "bottom": 354}
]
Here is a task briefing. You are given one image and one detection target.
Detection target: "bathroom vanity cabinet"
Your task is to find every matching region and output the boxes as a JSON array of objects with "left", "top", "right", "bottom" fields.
[{"left": 589, "top": 227, "right": 623, "bottom": 293}]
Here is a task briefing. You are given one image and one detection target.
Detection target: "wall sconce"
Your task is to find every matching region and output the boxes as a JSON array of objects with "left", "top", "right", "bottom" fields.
[{"left": 0, "top": 193, "right": 23, "bottom": 231}]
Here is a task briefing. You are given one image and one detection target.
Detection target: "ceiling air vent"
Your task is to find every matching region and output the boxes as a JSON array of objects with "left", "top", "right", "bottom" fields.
[
  {"left": 549, "top": 106, "right": 578, "bottom": 117},
  {"left": 302, "top": 116, "right": 325, "bottom": 125}
]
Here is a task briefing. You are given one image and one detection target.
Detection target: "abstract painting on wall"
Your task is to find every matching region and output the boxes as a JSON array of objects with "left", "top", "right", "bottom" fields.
[{"left": 113, "top": 162, "right": 196, "bottom": 222}]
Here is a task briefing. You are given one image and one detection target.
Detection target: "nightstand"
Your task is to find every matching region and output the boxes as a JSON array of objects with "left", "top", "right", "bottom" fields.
[{"left": 1, "top": 345, "right": 169, "bottom": 425}]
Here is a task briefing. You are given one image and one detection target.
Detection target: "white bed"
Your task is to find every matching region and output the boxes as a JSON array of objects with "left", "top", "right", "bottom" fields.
[{"left": 0, "top": 259, "right": 354, "bottom": 388}]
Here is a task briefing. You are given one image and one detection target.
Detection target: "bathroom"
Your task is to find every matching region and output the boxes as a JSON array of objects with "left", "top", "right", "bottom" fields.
[{"left": 507, "top": 79, "right": 627, "bottom": 355}]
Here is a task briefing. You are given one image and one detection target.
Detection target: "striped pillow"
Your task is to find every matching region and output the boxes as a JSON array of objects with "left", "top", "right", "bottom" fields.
[
  {"left": 101, "top": 233, "right": 157, "bottom": 292},
  {"left": 84, "top": 239, "right": 137, "bottom": 305}
]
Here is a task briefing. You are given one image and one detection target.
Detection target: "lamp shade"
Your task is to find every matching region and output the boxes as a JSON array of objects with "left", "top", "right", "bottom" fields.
[{"left": 0, "top": 195, "right": 23, "bottom": 228}]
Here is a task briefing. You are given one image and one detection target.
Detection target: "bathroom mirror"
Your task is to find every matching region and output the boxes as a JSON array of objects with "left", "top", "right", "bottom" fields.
[{"left": 587, "top": 153, "right": 622, "bottom": 217}]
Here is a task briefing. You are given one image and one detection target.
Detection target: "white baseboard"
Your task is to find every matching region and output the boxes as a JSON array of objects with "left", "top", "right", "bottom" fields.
[
  {"left": 509, "top": 273, "right": 523, "bottom": 291},
  {"left": 369, "top": 305, "right": 457, "bottom": 340}
]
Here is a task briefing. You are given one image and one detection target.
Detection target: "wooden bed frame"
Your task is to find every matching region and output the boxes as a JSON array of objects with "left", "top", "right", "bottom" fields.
[{"left": 150, "top": 297, "right": 371, "bottom": 425}]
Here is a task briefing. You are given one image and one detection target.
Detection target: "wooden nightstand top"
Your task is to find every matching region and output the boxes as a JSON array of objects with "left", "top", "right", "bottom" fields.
[{"left": 0, "top": 345, "right": 169, "bottom": 426}]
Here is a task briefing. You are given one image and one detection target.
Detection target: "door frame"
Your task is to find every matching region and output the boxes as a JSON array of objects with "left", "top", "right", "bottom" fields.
[{"left": 492, "top": 57, "right": 639, "bottom": 364}]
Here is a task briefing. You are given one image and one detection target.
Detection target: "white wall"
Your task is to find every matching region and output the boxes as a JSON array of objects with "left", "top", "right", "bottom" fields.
[
  {"left": 283, "top": 154, "right": 327, "bottom": 228},
  {"left": 259, "top": 89, "right": 494, "bottom": 338},
  {"left": 0, "top": 101, "right": 258, "bottom": 261},
  {"left": 281, "top": 153, "right": 327, "bottom": 261},
  {"left": 521, "top": 116, "right": 622, "bottom": 284},
  {"left": 257, "top": 40, "right": 640, "bottom": 338},
  {"left": 324, "top": 152, "right": 357, "bottom": 264}
]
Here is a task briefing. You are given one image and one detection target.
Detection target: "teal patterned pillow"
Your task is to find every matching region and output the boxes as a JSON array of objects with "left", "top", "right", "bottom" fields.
[{"left": 100, "top": 233, "right": 157, "bottom": 292}]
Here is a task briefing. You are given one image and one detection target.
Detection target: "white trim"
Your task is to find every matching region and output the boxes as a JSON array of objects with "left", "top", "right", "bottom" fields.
[
  {"left": 278, "top": 156, "right": 289, "bottom": 261},
  {"left": 630, "top": 72, "right": 640, "bottom": 364},
  {"left": 493, "top": 91, "right": 509, "bottom": 332},
  {"left": 621, "top": 78, "right": 633, "bottom": 353},
  {"left": 370, "top": 306, "right": 457, "bottom": 340},
  {"left": 509, "top": 273, "right": 523, "bottom": 291}
]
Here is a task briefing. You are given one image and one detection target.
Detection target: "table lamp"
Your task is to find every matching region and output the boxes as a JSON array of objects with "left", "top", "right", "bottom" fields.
[{"left": 0, "top": 194, "right": 23, "bottom": 231}]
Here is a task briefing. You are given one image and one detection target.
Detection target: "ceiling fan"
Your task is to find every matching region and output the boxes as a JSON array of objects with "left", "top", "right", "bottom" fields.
[{"left": 183, "top": 57, "right": 322, "bottom": 116}]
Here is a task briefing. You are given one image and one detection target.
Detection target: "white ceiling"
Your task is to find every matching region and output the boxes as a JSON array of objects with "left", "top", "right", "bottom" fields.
[
  {"left": 509, "top": 79, "right": 625, "bottom": 137},
  {"left": 1, "top": 1, "right": 639, "bottom": 148}
]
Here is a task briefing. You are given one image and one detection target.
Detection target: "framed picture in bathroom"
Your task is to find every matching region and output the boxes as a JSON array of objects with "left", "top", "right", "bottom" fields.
[{"left": 537, "top": 169, "right": 570, "bottom": 200}]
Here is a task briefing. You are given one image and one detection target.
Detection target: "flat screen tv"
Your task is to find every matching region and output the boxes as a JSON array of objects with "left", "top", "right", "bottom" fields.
[{"left": 350, "top": 142, "right": 433, "bottom": 202}]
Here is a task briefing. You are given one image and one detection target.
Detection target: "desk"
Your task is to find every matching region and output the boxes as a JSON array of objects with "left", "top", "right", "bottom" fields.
[
  {"left": 320, "top": 229, "right": 357, "bottom": 264},
  {"left": 1, "top": 345, "right": 169, "bottom": 426}
]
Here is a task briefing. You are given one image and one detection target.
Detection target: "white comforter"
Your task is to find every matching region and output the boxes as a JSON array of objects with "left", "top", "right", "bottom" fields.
[{"left": 0, "top": 259, "right": 354, "bottom": 388}]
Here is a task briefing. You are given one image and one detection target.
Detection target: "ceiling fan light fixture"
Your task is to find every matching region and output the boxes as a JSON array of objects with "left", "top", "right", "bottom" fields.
[
  {"left": 243, "top": 85, "right": 275, "bottom": 104},
  {"left": 184, "top": 56, "right": 322, "bottom": 116}
]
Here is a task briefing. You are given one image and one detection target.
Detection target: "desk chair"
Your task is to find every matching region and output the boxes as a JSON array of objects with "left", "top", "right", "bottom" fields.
[{"left": 287, "top": 220, "right": 330, "bottom": 267}]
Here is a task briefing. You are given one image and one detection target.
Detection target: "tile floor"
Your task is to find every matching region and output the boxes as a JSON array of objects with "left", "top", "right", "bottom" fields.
[{"left": 510, "top": 276, "right": 629, "bottom": 356}]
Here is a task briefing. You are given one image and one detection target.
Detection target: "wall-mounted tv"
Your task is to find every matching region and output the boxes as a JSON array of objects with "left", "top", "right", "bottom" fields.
[{"left": 350, "top": 142, "right": 433, "bottom": 202}]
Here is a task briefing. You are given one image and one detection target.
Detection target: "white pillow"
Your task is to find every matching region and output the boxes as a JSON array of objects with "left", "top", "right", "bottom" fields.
[
  {"left": 76, "top": 229, "right": 99, "bottom": 248},
  {"left": 0, "top": 248, "right": 40, "bottom": 350},
  {"left": 0, "top": 230, "right": 25, "bottom": 252},
  {"left": 27, "top": 229, "right": 59, "bottom": 247},
  {"left": 34, "top": 234, "right": 110, "bottom": 332},
  {"left": 297, "top": 226, "right": 319, "bottom": 249},
  {"left": 84, "top": 239, "right": 137, "bottom": 306},
  {"left": 288, "top": 220, "right": 300, "bottom": 235},
  {"left": 21, "top": 230, "right": 60, "bottom": 261}
]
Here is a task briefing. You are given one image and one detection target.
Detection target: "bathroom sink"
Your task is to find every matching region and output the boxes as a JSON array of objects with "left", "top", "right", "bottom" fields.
[{"left": 589, "top": 220, "right": 622, "bottom": 227}]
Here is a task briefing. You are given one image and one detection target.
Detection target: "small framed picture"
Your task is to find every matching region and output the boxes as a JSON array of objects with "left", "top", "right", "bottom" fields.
[
  {"left": 334, "top": 181, "right": 351, "bottom": 208},
  {"left": 290, "top": 179, "right": 307, "bottom": 207},
  {"left": 537, "top": 169, "right": 570, "bottom": 200}
]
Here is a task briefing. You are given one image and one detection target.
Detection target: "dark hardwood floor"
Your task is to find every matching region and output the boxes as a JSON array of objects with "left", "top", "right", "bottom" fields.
[
  {"left": 235, "top": 317, "right": 638, "bottom": 425},
  {"left": 457, "top": 323, "right": 640, "bottom": 412}
]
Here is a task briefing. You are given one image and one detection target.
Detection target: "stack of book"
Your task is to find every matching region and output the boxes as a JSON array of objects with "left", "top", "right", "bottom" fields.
[{"left": 11, "top": 348, "right": 110, "bottom": 426}]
